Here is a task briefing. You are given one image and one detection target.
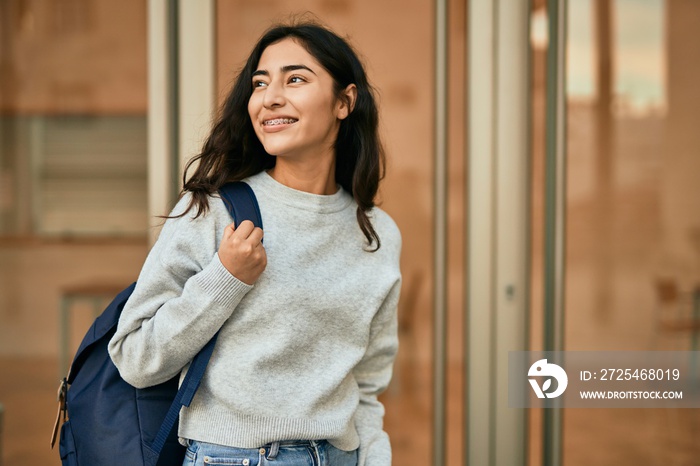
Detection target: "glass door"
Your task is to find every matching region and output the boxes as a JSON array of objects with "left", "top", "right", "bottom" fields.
[
  {"left": 563, "top": 0, "right": 700, "bottom": 462},
  {"left": 531, "top": 0, "right": 700, "bottom": 464}
]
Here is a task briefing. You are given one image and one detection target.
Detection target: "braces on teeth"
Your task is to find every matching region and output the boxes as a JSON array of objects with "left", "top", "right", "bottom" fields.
[{"left": 264, "top": 118, "right": 297, "bottom": 126}]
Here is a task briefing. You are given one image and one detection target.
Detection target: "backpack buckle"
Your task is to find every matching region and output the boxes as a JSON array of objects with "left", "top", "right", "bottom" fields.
[{"left": 50, "top": 378, "right": 68, "bottom": 449}]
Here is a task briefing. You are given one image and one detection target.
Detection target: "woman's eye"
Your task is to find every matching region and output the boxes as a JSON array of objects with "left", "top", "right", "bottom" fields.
[
  {"left": 289, "top": 76, "right": 305, "bottom": 84},
  {"left": 252, "top": 80, "right": 267, "bottom": 88}
]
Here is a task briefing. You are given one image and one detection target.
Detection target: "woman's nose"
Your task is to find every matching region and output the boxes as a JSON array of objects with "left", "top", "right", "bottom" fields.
[{"left": 262, "top": 81, "right": 285, "bottom": 108}]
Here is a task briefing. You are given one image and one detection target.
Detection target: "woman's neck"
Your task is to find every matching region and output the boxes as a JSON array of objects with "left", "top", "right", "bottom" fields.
[{"left": 267, "top": 157, "right": 337, "bottom": 195}]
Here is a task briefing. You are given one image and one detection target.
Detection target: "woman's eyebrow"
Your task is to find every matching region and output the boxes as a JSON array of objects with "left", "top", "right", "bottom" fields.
[
  {"left": 252, "top": 64, "right": 316, "bottom": 77},
  {"left": 282, "top": 64, "right": 316, "bottom": 74}
]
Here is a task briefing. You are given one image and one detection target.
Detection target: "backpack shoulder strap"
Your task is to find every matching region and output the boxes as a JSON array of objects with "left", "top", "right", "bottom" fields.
[
  {"left": 147, "top": 181, "right": 262, "bottom": 464},
  {"left": 219, "top": 181, "right": 264, "bottom": 231}
]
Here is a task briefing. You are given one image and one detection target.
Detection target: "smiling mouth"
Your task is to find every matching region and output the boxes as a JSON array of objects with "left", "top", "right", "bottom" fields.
[{"left": 263, "top": 118, "right": 298, "bottom": 126}]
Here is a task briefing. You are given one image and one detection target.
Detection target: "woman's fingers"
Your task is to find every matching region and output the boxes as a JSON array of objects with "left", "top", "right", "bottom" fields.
[
  {"left": 228, "top": 221, "right": 263, "bottom": 247},
  {"left": 248, "top": 226, "right": 264, "bottom": 245},
  {"left": 231, "top": 219, "right": 254, "bottom": 237},
  {"left": 222, "top": 222, "right": 236, "bottom": 241}
]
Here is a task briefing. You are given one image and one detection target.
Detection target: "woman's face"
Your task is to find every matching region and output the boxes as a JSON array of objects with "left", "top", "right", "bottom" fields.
[{"left": 248, "top": 38, "right": 352, "bottom": 163}]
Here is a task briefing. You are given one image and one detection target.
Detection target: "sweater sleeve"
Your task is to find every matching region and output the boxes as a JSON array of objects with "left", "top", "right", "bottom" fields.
[
  {"left": 353, "top": 279, "right": 401, "bottom": 466},
  {"left": 108, "top": 197, "right": 253, "bottom": 389}
]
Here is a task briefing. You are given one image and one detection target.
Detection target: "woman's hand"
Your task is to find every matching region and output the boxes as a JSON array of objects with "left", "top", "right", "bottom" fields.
[{"left": 218, "top": 220, "right": 267, "bottom": 285}]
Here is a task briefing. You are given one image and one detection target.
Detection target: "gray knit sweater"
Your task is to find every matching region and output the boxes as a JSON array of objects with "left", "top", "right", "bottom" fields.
[{"left": 108, "top": 171, "right": 401, "bottom": 466}]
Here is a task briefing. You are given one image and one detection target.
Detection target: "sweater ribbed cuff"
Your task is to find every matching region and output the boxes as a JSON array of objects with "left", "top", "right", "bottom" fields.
[{"left": 192, "top": 253, "right": 253, "bottom": 309}]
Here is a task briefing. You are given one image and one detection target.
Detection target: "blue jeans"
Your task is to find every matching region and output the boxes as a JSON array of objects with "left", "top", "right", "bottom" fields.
[{"left": 182, "top": 439, "right": 358, "bottom": 466}]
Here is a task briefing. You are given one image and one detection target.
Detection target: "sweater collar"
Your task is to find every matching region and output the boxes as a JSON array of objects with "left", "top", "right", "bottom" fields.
[{"left": 250, "top": 170, "right": 353, "bottom": 213}]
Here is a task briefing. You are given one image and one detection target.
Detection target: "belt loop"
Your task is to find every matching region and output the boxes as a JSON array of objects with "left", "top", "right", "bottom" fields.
[
  {"left": 310, "top": 440, "right": 322, "bottom": 466},
  {"left": 268, "top": 441, "right": 280, "bottom": 459}
]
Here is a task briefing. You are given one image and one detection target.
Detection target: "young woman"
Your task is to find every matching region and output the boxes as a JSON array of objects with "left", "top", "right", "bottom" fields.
[{"left": 108, "top": 22, "right": 401, "bottom": 466}]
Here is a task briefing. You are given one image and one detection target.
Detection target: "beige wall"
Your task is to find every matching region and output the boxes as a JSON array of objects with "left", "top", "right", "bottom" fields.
[{"left": 0, "top": 0, "right": 147, "bottom": 114}]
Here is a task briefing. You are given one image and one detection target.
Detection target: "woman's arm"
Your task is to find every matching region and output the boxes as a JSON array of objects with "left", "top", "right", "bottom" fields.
[
  {"left": 108, "top": 196, "right": 254, "bottom": 388},
  {"left": 353, "top": 279, "right": 401, "bottom": 466}
]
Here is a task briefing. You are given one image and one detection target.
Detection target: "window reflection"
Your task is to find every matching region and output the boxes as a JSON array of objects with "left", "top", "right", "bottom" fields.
[{"left": 563, "top": 0, "right": 700, "bottom": 463}]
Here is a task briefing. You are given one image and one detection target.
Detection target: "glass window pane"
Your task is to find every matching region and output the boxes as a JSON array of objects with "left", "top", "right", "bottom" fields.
[{"left": 563, "top": 0, "right": 700, "bottom": 463}]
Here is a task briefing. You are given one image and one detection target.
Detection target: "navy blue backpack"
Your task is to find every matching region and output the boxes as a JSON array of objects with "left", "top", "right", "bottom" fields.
[{"left": 51, "top": 182, "right": 262, "bottom": 466}]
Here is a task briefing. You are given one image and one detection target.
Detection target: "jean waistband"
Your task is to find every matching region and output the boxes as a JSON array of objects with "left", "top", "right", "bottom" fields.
[
  {"left": 269, "top": 439, "right": 320, "bottom": 446},
  {"left": 264, "top": 439, "right": 324, "bottom": 459}
]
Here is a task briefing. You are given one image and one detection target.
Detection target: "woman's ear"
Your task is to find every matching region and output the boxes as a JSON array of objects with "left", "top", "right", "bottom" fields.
[{"left": 337, "top": 84, "right": 357, "bottom": 120}]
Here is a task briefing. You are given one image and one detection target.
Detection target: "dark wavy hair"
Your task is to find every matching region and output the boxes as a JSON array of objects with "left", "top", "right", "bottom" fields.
[{"left": 180, "top": 22, "right": 385, "bottom": 250}]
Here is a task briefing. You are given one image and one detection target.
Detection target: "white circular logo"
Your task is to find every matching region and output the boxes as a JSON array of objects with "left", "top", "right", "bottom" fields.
[{"left": 528, "top": 359, "right": 568, "bottom": 398}]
